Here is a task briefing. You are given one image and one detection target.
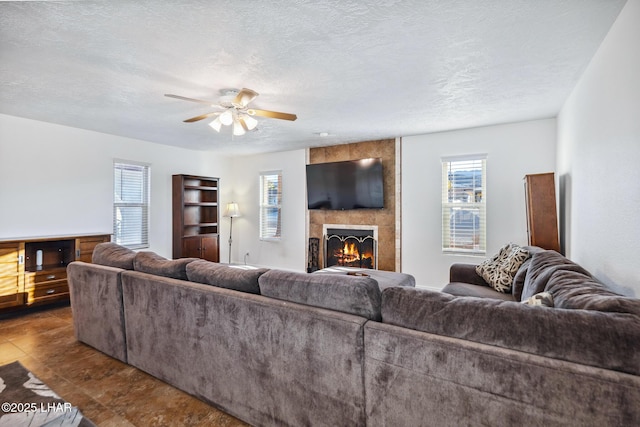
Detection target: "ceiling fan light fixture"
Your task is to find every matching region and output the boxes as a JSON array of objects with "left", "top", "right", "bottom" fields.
[
  {"left": 209, "top": 117, "right": 222, "bottom": 132},
  {"left": 219, "top": 109, "right": 234, "bottom": 126},
  {"left": 241, "top": 114, "right": 258, "bottom": 130},
  {"left": 167, "top": 87, "right": 296, "bottom": 137},
  {"left": 233, "top": 120, "right": 246, "bottom": 136}
]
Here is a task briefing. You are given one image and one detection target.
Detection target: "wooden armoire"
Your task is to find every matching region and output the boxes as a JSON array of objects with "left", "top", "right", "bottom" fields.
[{"left": 524, "top": 172, "right": 561, "bottom": 252}]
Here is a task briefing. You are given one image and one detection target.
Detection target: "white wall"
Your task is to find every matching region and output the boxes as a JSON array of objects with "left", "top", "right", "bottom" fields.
[
  {"left": 402, "top": 119, "right": 557, "bottom": 289},
  {"left": 557, "top": 0, "right": 640, "bottom": 297},
  {"left": 0, "top": 114, "right": 231, "bottom": 258},
  {"left": 226, "top": 149, "right": 307, "bottom": 271}
]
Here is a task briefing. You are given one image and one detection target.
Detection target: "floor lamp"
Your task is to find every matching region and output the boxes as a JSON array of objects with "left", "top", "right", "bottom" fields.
[{"left": 224, "top": 202, "right": 240, "bottom": 264}]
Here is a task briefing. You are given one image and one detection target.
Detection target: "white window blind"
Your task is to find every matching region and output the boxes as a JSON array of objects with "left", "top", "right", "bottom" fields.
[
  {"left": 260, "top": 171, "right": 282, "bottom": 240},
  {"left": 441, "top": 155, "right": 486, "bottom": 254},
  {"left": 113, "top": 161, "right": 150, "bottom": 249}
]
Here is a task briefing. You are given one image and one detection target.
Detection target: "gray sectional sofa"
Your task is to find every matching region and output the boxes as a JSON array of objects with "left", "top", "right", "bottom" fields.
[{"left": 68, "top": 243, "right": 640, "bottom": 426}]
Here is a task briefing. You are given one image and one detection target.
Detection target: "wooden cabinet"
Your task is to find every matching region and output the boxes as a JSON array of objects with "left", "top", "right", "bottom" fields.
[
  {"left": 524, "top": 173, "right": 560, "bottom": 252},
  {"left": 0, "top": 242, "right": 25, "bottom": 310},
  {"left": 0, "top": 233, "right": 110, "bottom": 311},
  {"left": 75, "top": 235, "right": 111, "bottom": 263},
  {"left": 182, "top": 235, "right": 219, "bottom": 262},
  {"left": 173, "top": 174, "right": 220, "bottom": 262}
]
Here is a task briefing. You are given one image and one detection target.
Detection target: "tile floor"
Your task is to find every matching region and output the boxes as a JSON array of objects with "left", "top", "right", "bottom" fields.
[{"left": 0, "top": 304, "right": 248, "bottom": 426}]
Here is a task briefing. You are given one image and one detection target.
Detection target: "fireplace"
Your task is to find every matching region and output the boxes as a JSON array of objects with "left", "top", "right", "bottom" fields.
[{"left": 323, "top": 224, "right": 378, "bottom": 269}]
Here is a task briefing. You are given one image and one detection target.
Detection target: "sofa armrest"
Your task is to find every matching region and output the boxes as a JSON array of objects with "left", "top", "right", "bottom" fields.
[
  {"left": 449, "top": 263, "right": 489, "bottom": 287},
  {"left": 67, "top": 261, "right": 128, "bottom": 363}
]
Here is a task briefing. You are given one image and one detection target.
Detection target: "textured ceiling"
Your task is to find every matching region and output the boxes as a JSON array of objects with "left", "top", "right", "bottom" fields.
[{"left": 0, "top": 0, "right": 627, "bottom": 155}]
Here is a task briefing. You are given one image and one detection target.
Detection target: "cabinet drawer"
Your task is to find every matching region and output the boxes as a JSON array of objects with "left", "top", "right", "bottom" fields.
[
  {"left": 24, "top": 271, "right": 69, "bottom": 304},
  {"left": 32, "top": 282, "right": 69, "bottom": 299},
  {"left": 33, "top": 270, "right": 67, "bottom": 284}
]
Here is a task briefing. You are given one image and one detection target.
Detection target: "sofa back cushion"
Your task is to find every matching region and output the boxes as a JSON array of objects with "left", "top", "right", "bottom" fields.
[
  {"left": 133, "top": 251, "right": 197, "bottom": 280},
  {"left": 510, "top": 257, "right": 532, "bottom": 300},
  {"left": 381, "top": 286, "right": 640, "bottom": 376},
  {"left": 520, "top": 250, "right": 591, "bottom": 301},
  {"left": 545, "top": 269, "right": 640, "bottom": 316},
  {"left": 186, "top": 260, "right": 268, "bottom": 294},
  {"left": 259, "top": 269, "right": 382, "bottom": 320},
  {"left": 519, "top": 250, "right": 640, "bottom": 315},
  {"left": 511, "top": 246, "right": 545, "bottom": 301},
  {"left": 92, "top": 242, "right": 136, "bottom": 270}
]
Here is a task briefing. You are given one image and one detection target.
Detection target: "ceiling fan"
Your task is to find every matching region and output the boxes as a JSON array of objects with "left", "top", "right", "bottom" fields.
[{"left": 165, "top": 88, "right": 297, "bottom": 136}]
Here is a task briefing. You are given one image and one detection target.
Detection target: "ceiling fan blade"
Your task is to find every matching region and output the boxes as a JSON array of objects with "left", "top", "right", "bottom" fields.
[
  {"left": 248, "top": 109, "right": 297, "bottom": 121},
  {"left": 165, "top": 94, "right": 215, "bottom": 106},
  {"left": 233, "top": 88, "right": 259, "bottom": 108},
  {"left": 183, "top": 112, "right": 219, "bottom": 123}
]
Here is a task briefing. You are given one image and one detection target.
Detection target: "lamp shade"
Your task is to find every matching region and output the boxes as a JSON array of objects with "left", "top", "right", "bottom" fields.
[
  {"left": 219, "top": 110, "right": 234, "bottom": 126},
  {"left": 224, "top": 202, "right": 240, "bottom": 217},
  {"left": 232, "top": 120, "right": 246, "bottom": 136},
  {"left": 242, "top": 114, "right": 258, "bottom": 130},
  {"left": 209, "top": 116, "right": 222, "bottom": 132}
]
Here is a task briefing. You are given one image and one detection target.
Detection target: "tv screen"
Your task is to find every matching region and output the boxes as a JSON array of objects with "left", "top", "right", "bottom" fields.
[{"left": 306, "top": 158, "right": 384, "bottom": 210}]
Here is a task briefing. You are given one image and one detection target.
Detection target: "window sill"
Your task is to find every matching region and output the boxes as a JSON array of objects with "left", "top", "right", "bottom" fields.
[{"left": 442, "top": 250, "right": 486, "bottom": 257}]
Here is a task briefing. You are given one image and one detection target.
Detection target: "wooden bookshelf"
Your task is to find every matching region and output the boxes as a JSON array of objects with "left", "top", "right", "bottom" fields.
[{"left": 172, "top": 175, "right": 220, "bottom": 262}]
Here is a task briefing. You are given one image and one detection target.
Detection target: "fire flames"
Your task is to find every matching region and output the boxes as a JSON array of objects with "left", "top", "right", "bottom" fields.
[
  {"left": 330, "top": 240, "right": 374, "bottom": 268},
  {"left": 341, "top": 242, "right": 360, "bottom": 264}
]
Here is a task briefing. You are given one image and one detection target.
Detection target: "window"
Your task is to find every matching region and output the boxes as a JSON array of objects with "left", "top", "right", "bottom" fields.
[
  {"left": 260, "top": 171, "right": 282, "bottom": 240},
  {"left": 441, "top": 155, "right": 486, "bottom": 254},
  {"left": 113, "top": 161, "right": 150, "bottom": 249}
]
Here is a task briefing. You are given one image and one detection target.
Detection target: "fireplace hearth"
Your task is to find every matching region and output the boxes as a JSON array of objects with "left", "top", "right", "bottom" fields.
[{"left": 323, "top": 225, "right": 378, "bottom": 269}]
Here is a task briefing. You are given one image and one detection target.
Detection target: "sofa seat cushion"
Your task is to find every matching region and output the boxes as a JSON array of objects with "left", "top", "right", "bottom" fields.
[
  {"left": 381, "top": 287, "right": 640, "bottom": 376},
  {"left": 313, "top": 266, "right": 415, "bottom": 289},
  {"left": 259, "top": 269, "right": 382, "bottom": 320},
  {"left": 186, "top": 260, "right": 269, "bottom": 294},
  {"left": 92, "top": 242, "right": 136, "bottom": 270},
  {"left": 441, "top": 282, "right": 515, "bottom": 301},
  {"left": 133, "top": 251, "right": 197, "bottom": 280},
  {"left": 476, "top": 243, "right": 530, "bottom": 293}
]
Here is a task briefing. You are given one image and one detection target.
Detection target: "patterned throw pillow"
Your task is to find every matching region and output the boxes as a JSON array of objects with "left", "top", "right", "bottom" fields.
[{"left": 476, "top": 243, "right": 530, "bottom": 293}]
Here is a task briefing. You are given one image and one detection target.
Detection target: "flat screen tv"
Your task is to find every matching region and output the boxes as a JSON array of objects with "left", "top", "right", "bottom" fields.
[{"left": 306, "top": 158, "right": 384, "bottom": 210}]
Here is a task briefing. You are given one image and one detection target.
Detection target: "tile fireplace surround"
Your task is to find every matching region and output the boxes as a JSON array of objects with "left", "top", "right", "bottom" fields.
[{"left": 307, "top": 138, "right": 399, "bottom": 271}]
